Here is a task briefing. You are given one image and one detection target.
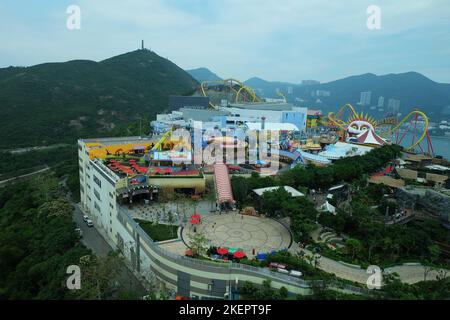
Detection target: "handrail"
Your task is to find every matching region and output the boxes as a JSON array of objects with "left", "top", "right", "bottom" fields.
[{"left": 116, "top": 206, "right": 373, "bottom": 295}]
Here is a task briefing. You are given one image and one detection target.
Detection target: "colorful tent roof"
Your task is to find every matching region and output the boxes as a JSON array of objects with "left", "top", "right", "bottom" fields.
[
  {"left": 357, "top": 129, "right": 386, "bottom": 146},
  {"left": 191, "top": 214, "right": 201, "bottom": 220},
  {"left": 190, "top": 218, "right": 200, "bottom": 225},
  {"left": 214, "top": 164, "right": 235, "bottom": 204},
  {"left": 217, "top": 248, "right": 228, "bottom": 255}
]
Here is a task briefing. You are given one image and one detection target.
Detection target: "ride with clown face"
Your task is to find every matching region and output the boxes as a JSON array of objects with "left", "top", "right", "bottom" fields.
[{"left": 345, "top": 113, "right": 378, "bottom": 143}]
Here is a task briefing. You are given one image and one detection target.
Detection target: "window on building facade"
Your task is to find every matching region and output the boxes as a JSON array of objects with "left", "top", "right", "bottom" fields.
[
  {"left": 94, "top": 189, "right": 101, "bottom": 201},
  {"left": 93, "top": 175, "right": 101, "bottom": 188}
]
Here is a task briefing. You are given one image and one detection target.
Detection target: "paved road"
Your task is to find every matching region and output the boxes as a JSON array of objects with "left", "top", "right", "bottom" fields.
[
  {"left": 71, "top": 201, "right": 147, "bottom": 297},
  {"left": 0, "top": 166, "right": 50, "bottom": 186},
  {"left": 290, "top": 245, "right": 449, "bottom": 285},
  {"left": 7, "top": 143, "right": 69, "bottom": 154},
  {"left": 72, "top": 204, "right": 112, "bottom": 256}
]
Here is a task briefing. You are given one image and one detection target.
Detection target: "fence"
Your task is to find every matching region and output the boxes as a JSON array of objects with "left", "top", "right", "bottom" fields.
[{"left": 117, "top": 206, "right": 374, "bottom": 296}]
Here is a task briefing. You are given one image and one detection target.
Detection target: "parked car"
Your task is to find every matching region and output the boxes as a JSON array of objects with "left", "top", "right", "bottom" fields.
[
  {"left": 86, "top": 219, "right": 94, "bottom": 227},
  {"left": 269, "top": 262, "right": 286, "bottom": 270},
  {"left": 83, "top": 215, "right": 89, "bottom": 222}
]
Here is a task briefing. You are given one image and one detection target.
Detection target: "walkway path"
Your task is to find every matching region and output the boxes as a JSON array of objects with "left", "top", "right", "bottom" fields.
[
  {"left": 289, "top": 245, "right": 449, "bottom": 285},
  {"left": 0, "top": 166, "right": 50, "bottom": 186}
]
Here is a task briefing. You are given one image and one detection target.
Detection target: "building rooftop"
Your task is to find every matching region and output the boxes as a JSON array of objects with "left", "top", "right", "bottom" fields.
[
  {"left": 396, "top": 168, "right": 419, "bottom": 180},
  {"left": 228, "top": 102, "right": 295, "bottom": 111},
  {"left": 426, "top": 172, "right": 449, "bottom": 183},
  {"left": 426, "top": 164, "right": 450, "bottom": 172},
  {"left": 245, "top": 122, "right": 299, "bottom": 131},
  {"left": 253, "top": 186, "right": 305, "bottom": 197},
  {"left": 402, "top": 153, "right": 433, "bottom": 162},
  {"left": 79, "top": 136, "right": 156, "bottom": 145},
  {"left": 369, "top": 176, "right": 406, "bottom": 188},
  {"left": 318, "top": 142, "right": 372, "bottom": 160}
]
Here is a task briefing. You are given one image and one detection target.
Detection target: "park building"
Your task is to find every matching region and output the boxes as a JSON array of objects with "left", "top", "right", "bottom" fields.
[
  {"left": 77, "top": 135, "right": 369, "bottom": 299},
  {"left": 77, "top": 136, "right": 311, "bottom": 299},
  {"left": 151, "top": 102, "right": 308, "bottom": 135}
]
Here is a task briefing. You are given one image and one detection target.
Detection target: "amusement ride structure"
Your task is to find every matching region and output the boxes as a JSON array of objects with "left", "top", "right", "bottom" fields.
[
  {"left": 199, "top": 79, "right": 262, "bottom": 107},
  {"left": 327, "top": 104, "right": 434, "bottom": 156}
]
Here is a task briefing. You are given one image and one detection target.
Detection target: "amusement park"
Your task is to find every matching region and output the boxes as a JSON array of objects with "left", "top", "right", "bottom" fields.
[{"left": 77, "top": 77, "right": 450, "bottom": 300}]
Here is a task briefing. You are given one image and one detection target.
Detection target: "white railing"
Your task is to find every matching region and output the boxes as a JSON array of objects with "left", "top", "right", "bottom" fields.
[{"left": 117, "top": 206, "right": 373, "bottom": 296}]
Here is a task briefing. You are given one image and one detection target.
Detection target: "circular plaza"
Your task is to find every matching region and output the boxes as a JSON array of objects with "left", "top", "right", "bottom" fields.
[{"left": 181, "top": 213, "right": 292, "bottom": 256}]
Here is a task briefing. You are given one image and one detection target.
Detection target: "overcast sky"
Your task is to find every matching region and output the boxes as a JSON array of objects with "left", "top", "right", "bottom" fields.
[{"left": 0, "top": 0, "right": 449, "bottom": 83}]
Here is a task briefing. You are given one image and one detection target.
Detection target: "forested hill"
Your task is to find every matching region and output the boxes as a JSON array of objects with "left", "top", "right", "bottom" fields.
[{"left": 0, "top": 49, "right": 198, "bottom": 149}]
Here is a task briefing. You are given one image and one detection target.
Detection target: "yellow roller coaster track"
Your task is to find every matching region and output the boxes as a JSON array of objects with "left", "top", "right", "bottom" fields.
[
  {"left": 151, "top": 129, "right": 173, "bottom": 151},
  {"left": 235, "top": 85, "right": 259, "bottom": 103},
  {"left": 381, "top": 110, "right": 429, "bottom": 151},
  {"left": 327, "top": 103, "right": 358, "bottom": 130},
  {"left": 200, "top": 79, "right": 261, "bottom": 107}
]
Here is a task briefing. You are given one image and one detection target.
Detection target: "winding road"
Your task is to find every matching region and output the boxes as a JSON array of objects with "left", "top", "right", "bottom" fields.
[{"left": 290, "top": 245, "right": 448, "bottom": 285}]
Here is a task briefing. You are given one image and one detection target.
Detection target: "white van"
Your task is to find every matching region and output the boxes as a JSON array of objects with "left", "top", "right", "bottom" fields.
[
  {"left": 277, "top": 268, "right": 290, "bottom": 274},
  {"left": 289, "top": 270, "right": 303, "bottom": 277}
]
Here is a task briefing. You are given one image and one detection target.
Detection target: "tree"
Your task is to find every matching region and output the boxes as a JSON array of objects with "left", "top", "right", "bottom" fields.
[
  {"left": 231, "top": 176, "right": 249, "bottom": 209},
  {"left": 167, "top": 211, "right": 175, "bottom": 237},
  {"left": 345, "top": 238, "right": 363, "bottom": 260},
  {"left": 260, "top": 187, "right": 291, "bottom": 217},
  {"left": 75, "top": 252, "right": 124, "bottom": 300},
  {"left": 189, "top": 232, "right": 210, "bottom": 257},
  {"left": 423, "top": 244, "right": 441, "bottom": 281},
  {"left": 239, "top": 280, "right": 288, "bottom": 300}
]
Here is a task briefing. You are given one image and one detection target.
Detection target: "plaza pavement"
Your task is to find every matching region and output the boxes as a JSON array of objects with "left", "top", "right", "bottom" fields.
[{"left": 181, "top": 212, "right": 292, "bottom": 256}]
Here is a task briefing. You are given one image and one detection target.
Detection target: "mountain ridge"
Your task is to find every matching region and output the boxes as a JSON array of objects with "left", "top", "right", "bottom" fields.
[
  {"left": 0, "top": 49, "right": 198, "bottom": 149},
  {"left": 186, "top": 67, "right": 222, "bottom": 82},
  {"left": 186, "top": 66, "right": 450, "bottom": 117}
]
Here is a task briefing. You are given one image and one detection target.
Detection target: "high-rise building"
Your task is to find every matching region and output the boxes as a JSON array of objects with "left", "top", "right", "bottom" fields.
[
  {"left": 287, "top": 86, "right": 293, "bottom": 95},
  {"left": 359, "top": 91, "right": 372, "bottom": 106},
  {"left": 388, "top": 99, "right": 401, "bottom": 115},
  {"left": 378, "top": 96, "right": 385, "bottom": 108}
]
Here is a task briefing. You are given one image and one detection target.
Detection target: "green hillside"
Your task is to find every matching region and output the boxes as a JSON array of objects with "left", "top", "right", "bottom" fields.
[
  {"left": 186, "top": 67, "right": 222, "bottom": 82},
  {"left": 0, "top": 49, "right": 198, "bottom": 149}
]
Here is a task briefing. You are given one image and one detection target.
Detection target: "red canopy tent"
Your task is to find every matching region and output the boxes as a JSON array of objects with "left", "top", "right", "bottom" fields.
[
  {"left": 191, "top": 214, "right": 201, "bottom": 220},
  {"left": 190, "top": 218, "right": 200, "bottom": 225},
  {"left": 233, "top": 251, "right": 246, "bottom": 259},
  {"left": 217, "top": 248, "right": 228, "bottom": 255}
]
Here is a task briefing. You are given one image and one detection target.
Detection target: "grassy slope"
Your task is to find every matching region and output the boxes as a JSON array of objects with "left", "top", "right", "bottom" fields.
[{"left": 0, "top": 49, "right": 198, "bottom": 149}]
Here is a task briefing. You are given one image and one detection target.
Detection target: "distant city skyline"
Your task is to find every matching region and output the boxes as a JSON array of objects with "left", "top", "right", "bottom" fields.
[{"left": 0, "top": 0, "right": 449, "bottom": 83}]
